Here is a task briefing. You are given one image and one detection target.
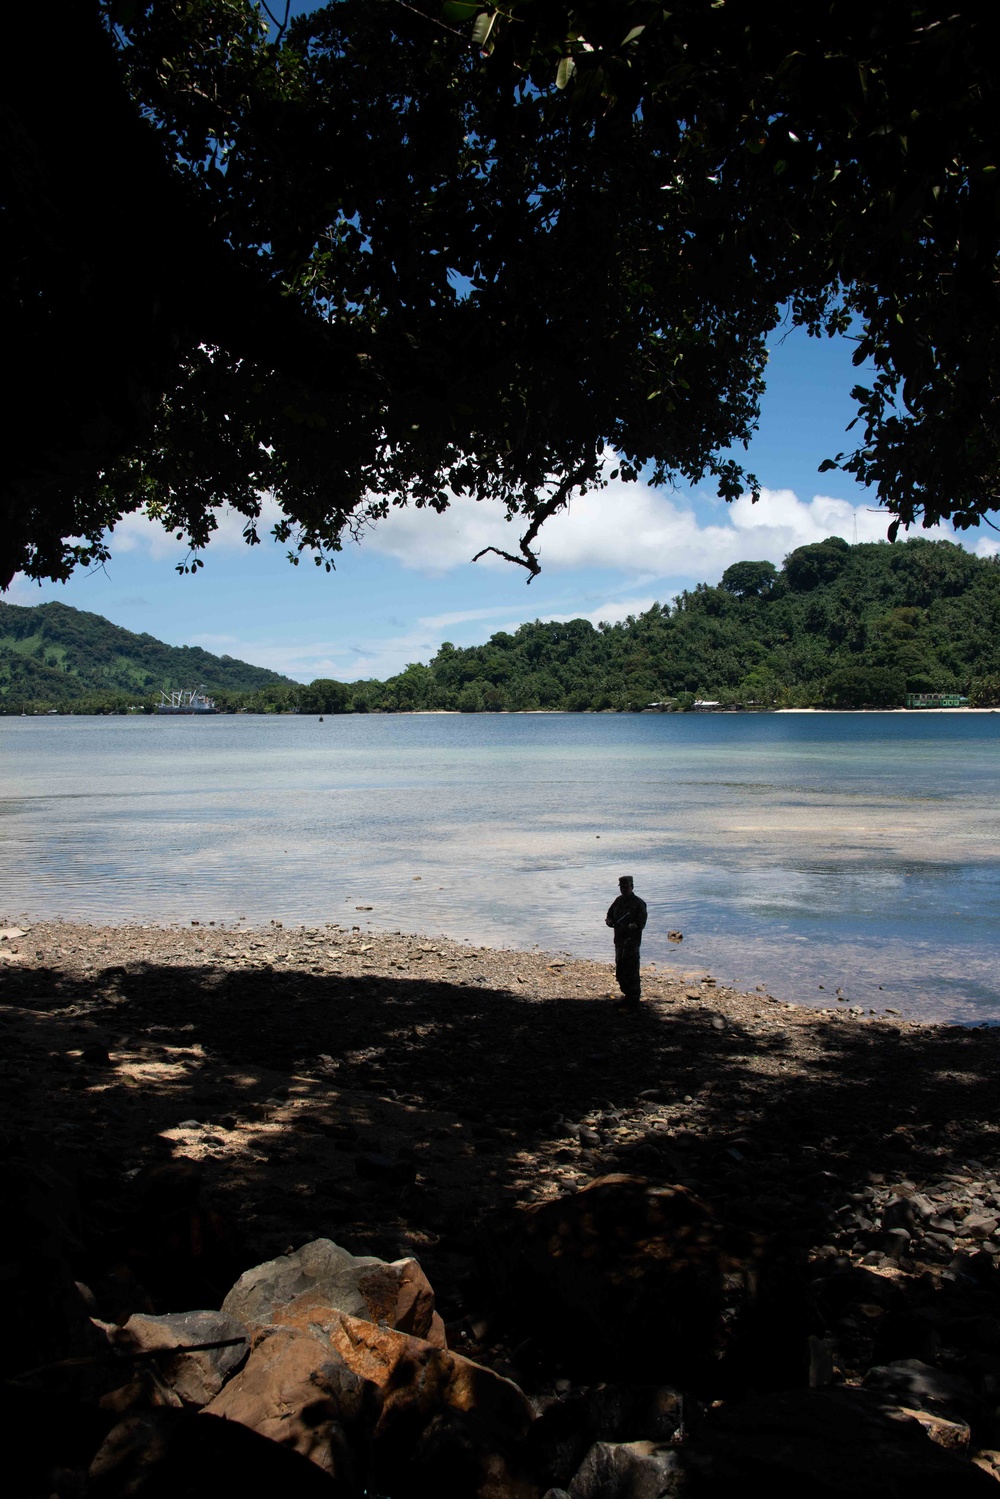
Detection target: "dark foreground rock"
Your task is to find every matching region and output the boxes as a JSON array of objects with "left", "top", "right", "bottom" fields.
[
  {"left": 564, "top": 1439, "right": 684, "bottom": 1499},
  {"left": 201, "top": 1243, "right": 538, "bottom": 1498},
  {"left": 87, "top": 1410, "right": 340, "bottom": 1498},
  {"left": 525, "top": 1385, "right": 687, "bottom": 1492},
  {"left": 100, "top": 1308, "right": 247, "bottom": 1410},
  {"left": 10, "top": 1214, "right": 1000, "bottom": 1499},
  {"left": 681, "top": 1387, "right": 996, "bottom": 1498},
  {"left": 494, "top": 1174, "right": 762, "bottom": 1385},
  {"left": 862, "top": 1356, "right": 979, "bottom": 1424}
]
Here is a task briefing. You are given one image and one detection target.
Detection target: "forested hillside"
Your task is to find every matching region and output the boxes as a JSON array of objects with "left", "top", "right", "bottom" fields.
[
  {"left": 5, "top": 539, "right": 1000, "bottom": 714},
  {"left": 0, "top": 601, "right": 293, "bottom": 711},
  {"left": 344, "top": 537, "right": 1000, "bottom": 713}
]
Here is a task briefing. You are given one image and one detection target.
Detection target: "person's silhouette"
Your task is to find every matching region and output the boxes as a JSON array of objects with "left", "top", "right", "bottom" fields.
[{"left": 605, "top": 875, "right": 647, "bottom": 1009}]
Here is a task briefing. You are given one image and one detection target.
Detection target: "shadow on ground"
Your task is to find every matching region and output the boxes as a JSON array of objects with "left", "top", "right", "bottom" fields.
[{"left": 3, "top": 955, "right": 999, "bottom": 1394}]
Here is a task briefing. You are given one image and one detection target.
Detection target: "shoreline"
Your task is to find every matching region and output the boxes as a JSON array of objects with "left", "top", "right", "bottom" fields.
[
  {"left": 776, "top": 705, "right": 1000, "bottom": 714},
  {"left": 0, "top": 913, "right": 943, "bottom": 1021},
  {"left": 6, "top": 705, "right": 1000, "bottom": 717},
  {"left": 4, "top": 912, "right": 991, "bottom": 1029}
]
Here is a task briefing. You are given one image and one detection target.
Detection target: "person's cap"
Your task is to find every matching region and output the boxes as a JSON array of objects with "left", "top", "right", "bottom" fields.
[{"left": 618, "top": 874, "right": 634, "bottom": 884}]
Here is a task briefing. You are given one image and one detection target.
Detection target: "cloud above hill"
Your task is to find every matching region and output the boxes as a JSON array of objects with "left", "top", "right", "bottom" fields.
[
  {"left": 91, "top": 473, "right": 964, "bottom": 587},
  {"left": 362, "top": 477, "right": 952, "bottom": 579}
]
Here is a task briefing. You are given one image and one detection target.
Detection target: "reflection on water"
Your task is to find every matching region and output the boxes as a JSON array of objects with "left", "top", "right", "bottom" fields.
[{"left": 1, "top": 712, "right": 998, "bottom": 1023}]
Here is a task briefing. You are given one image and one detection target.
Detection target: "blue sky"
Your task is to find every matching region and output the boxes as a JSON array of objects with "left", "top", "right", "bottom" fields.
[{"left": 8, "top": 325, "right": 998, "bottom": 681}]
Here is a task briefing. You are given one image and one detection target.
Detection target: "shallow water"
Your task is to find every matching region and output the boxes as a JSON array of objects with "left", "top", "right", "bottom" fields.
[{"left": 2, "top": 712, "right": 998, "bottom": 1022}]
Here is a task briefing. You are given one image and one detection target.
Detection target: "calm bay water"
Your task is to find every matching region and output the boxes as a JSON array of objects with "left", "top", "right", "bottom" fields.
[{"left": 2, "top": 712, "right": 998, "bottom": 1022}]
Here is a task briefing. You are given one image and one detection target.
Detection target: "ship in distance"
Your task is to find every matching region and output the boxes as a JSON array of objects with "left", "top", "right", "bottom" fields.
[{"left": 155, "top": 687, "right": 218, "bottom": 715}]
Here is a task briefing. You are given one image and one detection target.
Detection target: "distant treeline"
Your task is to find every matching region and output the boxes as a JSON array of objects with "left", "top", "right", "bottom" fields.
[{"left": 6, "top": 540, "right": 1000, "bottom": 715}]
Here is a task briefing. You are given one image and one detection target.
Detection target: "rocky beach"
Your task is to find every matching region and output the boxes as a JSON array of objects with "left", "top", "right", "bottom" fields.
[{"left": 5, "top": 917, "right": 1000, "bottom": 1494}]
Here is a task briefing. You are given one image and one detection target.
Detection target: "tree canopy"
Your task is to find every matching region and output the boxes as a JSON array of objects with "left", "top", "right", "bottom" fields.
[
  {"left": 4, "top": 1, "right": 999, "bottom": 589},
  {"left": 720, "top": 561, "right": 779, "bottom": 600}
]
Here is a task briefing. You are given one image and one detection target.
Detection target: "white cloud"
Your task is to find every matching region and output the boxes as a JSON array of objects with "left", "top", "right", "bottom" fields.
[
  {"left": 357, "top": 499, "right": 517, "bottom": 574},
  {"left": 219, "top": 630, "right": 439, "bottom": 683},
  {"left": 109, "top": 512, "right": 184, "bottom": 561},
  {"left": 108, "top": 497, "right": 287, "bottom": 560},
  {"left": 3, "top": 578, "right": 50, "bottom": 606},
  {"left": 363, "top": 477, "right": 955, "bottom": 582},
  {"left": 542, "top": 596, "right": 661, "bottom": 629},
  {"left": 42, "top": 478, "right": 983, "bottom": 587},
  {"left": 418, "top": 604, "right": 536, "bottom": 631}
]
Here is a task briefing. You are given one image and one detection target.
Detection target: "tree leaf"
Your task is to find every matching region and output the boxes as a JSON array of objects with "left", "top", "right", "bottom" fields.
[
  {"left": 622, "top": 25, "right": 646, "bottom": 45},
  {"left": 556, "top": 55, "right": 577, "bottom": 89},
  {"left": 471, "top": 11, "right": 496, "bottom": 48}
]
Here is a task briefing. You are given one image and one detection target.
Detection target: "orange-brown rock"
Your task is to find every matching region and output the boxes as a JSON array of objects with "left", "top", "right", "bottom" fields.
[
  {"left": 380, "top": 1256, "right": 446, "bottom": 1346},
  {"left": 203, "top": 1326, "right": 379, "bottom": 1491},
  {"left": 271, "top": 1305, "right": 538, "bottom": 1498}
]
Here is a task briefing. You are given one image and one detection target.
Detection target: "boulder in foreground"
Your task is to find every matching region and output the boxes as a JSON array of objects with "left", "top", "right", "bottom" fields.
[
  {"left": 101, "top": 1308, "right": 247, "bottom": 1411},
  {"left": 221, "top": 1237, "right": 444, "bottom": 1345},
  {"left": 204, "top": 1326, "right": 376, "bottom": 1491},
  {"left": 269, "top": 1303, "right": 537, "bottom": 1498}
]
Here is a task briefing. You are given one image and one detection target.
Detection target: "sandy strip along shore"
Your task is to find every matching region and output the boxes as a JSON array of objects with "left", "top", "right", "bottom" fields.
[{"left": 3, "top": 918, "right": 1000, "bottom": 1440}]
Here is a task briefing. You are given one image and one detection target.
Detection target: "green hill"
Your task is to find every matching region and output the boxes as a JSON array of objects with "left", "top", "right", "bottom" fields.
[
  {"left": 343, "top": 537, "right": 1000, "bottom": 712},
  {"left": 6, "top": 538, "right": 1000, "bottom": 716},
  {"left": 0, "top": 601, "right": 294, "bottom": 709}
]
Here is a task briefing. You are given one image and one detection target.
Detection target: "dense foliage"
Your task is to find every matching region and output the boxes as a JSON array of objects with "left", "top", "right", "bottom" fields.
[
  {"left": 7, "top": 540, "right": 1000, "bottom": 715},
  {"left": 4, "top": 2, "right": 999, "bottom": 589},
  {"left": 0, "top": 601, "right": 293, "bottom": 712},
  {"left": 346, "top": 539, "right": 1000, "bottom": 712}
]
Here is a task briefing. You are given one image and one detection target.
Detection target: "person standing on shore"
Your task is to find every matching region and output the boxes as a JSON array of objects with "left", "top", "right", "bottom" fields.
[{"left": 606, "top": 875, "right": 647, "bottom": 1008}]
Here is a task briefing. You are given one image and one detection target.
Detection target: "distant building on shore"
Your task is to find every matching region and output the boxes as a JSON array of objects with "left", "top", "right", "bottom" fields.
[{"left": 905, "top": 692, "right": 969, "bottom": 709}]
